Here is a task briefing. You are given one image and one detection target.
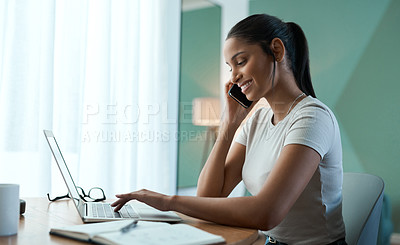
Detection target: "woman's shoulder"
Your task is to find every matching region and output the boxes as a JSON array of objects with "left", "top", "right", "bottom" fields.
[
  {"left": 299, "top": 96, "right": 329, "bottom": 109},
  {"left": 296, "top": 96, "right": 334, "bottom": 114},
  {"left": 243, "top": 106, "right": 272, "bottom": 129},
  {"left": 293, "top": 96, "right": 338, "bottom": 125},
  {"left": 249, "top": 105, "right": 272, "bottom": 120}
]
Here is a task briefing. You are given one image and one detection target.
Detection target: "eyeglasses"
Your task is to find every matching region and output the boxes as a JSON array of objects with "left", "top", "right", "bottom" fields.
[{"left": 47, "top": 186, "right": 106, "bottom": 202}]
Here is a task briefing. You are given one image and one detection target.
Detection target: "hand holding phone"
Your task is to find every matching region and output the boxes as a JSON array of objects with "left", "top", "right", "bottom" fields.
[{"left": 228, "top": 84, "right": 253, "bottom": 108}]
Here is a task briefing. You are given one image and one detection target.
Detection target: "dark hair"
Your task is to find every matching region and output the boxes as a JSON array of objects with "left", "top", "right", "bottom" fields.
[{"left": 227, "top": 14, "right": 316, "bottom": 98}]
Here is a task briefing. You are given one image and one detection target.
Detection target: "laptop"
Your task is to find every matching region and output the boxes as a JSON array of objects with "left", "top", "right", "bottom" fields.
[{"left": 43, "top": 130, "right": 182, "bottom": 223}]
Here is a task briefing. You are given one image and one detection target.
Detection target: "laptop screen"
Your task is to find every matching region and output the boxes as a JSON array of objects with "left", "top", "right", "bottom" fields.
[{"left": 43, "top": 130, "right": 84, "bottom": 215}]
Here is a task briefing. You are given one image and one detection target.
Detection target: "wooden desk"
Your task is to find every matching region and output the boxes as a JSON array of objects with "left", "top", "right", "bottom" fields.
[{"left": 0, "top": 198, "right": 258, "bottom": 245}]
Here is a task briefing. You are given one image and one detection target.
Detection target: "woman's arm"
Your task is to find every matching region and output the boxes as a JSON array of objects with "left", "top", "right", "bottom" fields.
[
  {"left": 112, "top": 144, "right": 321, "bottom": 230},
  {"left": 196, "top": 124, "right": 246, "bottom": 197},
  {"left": 196, "top": 81, "right": 252, "bottom": 197}
]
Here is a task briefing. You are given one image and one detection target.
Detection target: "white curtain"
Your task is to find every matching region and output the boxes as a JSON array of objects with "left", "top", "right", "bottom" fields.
[{"left": 0, "top": 0, "right": 181, "bottom": 198}]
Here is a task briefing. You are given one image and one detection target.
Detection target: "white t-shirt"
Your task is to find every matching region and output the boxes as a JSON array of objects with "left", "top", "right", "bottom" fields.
[{"left": 235, "top": 96, "right": 346, "bottom": 245}]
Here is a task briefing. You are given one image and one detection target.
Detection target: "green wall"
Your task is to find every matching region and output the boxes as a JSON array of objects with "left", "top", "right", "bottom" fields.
[
  {"left": 250, "top": 0, "right": 400, "bottom": 232},
  {"left": 178, "top": 6, "right": 221, "bottom": 187}
]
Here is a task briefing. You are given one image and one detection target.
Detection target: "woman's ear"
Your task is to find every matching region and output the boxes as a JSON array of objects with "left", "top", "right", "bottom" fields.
[{"left": 270, "top": 38, "right": 285, "bottom": 62}]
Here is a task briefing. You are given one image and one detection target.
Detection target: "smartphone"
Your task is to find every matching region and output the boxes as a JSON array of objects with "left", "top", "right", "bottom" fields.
[{"left": 228, "top": 84, "right": 253, "bottom": 108}]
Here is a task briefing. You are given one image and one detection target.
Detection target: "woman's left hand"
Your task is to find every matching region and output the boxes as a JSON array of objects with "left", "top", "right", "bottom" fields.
[{"left": 111, "top": 189, "right": 173, "bottom": 212}]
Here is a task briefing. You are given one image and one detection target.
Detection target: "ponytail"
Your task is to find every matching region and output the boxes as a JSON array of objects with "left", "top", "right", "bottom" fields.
[
  {"left": 227, "top": 14, "right": 317, "bottom": 98},
  {"left": 286, "top": 22, "right": 316, "bottom": 98}
]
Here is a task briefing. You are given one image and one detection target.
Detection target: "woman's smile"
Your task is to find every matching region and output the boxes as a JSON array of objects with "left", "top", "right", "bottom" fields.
[{"left": 239, "top": 79, "right": 253, "bottom": 93}]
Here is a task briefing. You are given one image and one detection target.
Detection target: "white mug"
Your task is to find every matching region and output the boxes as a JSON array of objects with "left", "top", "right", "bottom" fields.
[{"left": 0, "top": 184, "right": 20, "bottom": 236}]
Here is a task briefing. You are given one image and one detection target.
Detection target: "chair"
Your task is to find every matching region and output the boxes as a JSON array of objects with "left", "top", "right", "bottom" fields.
[{"left": 342, "top": 172, "right": 385, "bottom": 245}]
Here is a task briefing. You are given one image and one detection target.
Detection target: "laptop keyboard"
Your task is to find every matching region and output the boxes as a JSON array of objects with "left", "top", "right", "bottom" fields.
[{"left": 91, "top": 203, "right": 139, "bottom": 219}]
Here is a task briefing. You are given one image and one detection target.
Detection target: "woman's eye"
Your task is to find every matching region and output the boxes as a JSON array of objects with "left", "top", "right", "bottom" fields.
[{"left": 237, "top": 60, "right": 246, "bottom": 66}]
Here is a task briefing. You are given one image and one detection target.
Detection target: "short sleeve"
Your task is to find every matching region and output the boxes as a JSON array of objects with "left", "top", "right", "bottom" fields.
[
  {"left": 235, "top": 117, "right": 251, "bottom": 146},
  {"left": 284, "top": 105, "right": 335, "bottom": 158}
]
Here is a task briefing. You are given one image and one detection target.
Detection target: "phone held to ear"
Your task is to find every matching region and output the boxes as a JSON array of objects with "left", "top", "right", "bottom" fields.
[{"left": 228, "top": 84, "right": 253, "bottom": 109}]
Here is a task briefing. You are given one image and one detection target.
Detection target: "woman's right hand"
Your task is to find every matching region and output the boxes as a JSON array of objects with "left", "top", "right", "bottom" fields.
[{"left": 222, "top": 81, "right": 255, "bottom": 129}]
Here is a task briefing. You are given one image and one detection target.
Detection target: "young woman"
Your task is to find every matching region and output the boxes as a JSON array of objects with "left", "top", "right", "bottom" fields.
[{"left": 112, "top": 14, "right": 347, "bottom": 245}]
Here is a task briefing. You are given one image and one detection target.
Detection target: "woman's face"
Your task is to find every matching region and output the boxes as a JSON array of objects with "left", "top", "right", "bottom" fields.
[{"left": 223, "top": 37, "right": 275, "bottom": 101}]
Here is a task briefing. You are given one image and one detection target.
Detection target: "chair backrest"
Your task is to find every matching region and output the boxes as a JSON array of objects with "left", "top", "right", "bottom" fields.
[{"left": 342, "top": 172, "right": 384, "bottom": 245}]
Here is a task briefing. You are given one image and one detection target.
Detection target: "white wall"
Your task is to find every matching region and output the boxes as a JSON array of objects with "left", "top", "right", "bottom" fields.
[{"left": 210, "top": 0, "right": 249, "bottom": 104}]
